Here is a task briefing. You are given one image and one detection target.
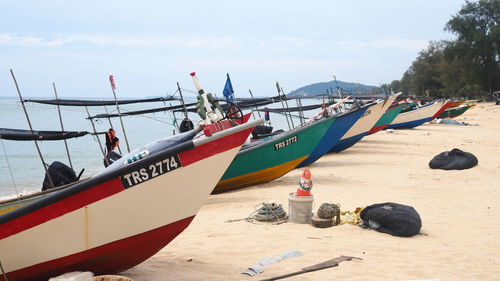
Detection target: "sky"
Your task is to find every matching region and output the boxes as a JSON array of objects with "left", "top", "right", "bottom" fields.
[{"left": 0, "top": 0, "right": 466, "bottom": 98}]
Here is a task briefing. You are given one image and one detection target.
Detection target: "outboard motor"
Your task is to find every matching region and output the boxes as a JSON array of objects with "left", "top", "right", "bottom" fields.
[
  {"left": 104, "top": 150, "right": 122, "bottom": 167},
  {"left": 42, "top": 161, "right": 79, "bottom": 191},
  {"left": 251, "top": 125, "right": 273, "bottom": 139},
  {"left": 179, "top": 118, "right": 194, "bottom": 133}
]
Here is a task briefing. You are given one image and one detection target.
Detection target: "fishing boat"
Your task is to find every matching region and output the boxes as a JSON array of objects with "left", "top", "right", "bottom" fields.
[
  {"left": 214, "top": 113, "right": 335, "bottom": 192},
  {"left": 0, "top": 73, "right": 263, "bottom": 281},
  {"left": 386, "top": 100, "right": 449, "bottom": 129},
  {"left": 367, "top": 102, "right": 408, "bottom": 135},
  {"left": 437, "top": 103, "right": 476, "bottom": 119},
  {"left": 297, "top": 101, "right": 372, "bottom": 167},
  {"left": 329, "top": 93, "right": 400, "bottom": 153}
]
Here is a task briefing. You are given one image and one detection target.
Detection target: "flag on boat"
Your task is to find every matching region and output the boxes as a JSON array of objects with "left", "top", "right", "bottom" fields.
[
  {"left": 109, "top": 74, "right": 116, "bottom": 90},
  {"left": 223, "top": 73, "right": 234, "bottom": 102}
]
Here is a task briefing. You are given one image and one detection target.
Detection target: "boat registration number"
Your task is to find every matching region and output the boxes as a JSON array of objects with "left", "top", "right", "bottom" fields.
[
  {"left": 274, "top": 135, "right": 299, "bottom": 150},
  {"left": 121, "top": 155, "right": 182, "bottom": 188}
]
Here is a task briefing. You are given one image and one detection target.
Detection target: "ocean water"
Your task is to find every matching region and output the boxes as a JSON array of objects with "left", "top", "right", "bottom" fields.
[{"left": 0, "top": 96, "right": 320, "bottom": 199}]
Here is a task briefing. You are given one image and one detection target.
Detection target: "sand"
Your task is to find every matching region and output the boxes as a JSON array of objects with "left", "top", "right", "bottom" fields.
[{"left": 123, "top": 102, "right": 500, "bottom": 281}]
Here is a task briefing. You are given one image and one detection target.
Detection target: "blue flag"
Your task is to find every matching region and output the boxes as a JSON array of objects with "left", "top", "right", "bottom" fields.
[{"left": 223, "top": 73, "right": 234, "bottom": 102}]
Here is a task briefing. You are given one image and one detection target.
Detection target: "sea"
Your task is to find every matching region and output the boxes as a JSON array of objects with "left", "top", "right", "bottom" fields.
[{"left": 0, "top": 96, "right": 322, "bottom": 199}]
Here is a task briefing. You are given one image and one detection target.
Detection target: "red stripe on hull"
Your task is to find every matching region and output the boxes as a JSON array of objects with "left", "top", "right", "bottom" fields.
[
  {"left": 2, "top": 216, "right": 195, "bottom": 281},
  {"left": 432, "top": 101, "right": 453, "bottom": 118},
  {"left": 0, "top": 178, "right": 124, "bottom": 240},
  {"left": 368, "top": 124, "right": 390, "bottom": 135},
  {"left": 180, "top": 127, "right": 253, "bottom": 166}
]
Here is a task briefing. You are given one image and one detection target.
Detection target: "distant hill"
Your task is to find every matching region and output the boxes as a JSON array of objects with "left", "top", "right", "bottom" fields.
[{"left": 288, "top": 80, "right": 377, "bottom": 98}]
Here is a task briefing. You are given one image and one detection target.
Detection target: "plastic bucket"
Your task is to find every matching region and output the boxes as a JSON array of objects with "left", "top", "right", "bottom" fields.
[{"left": 288, "top": 193, "right": 314, "bottom": 224}]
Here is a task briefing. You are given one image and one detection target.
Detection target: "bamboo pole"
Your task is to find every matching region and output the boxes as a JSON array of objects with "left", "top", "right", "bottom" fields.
[
  {"left": 108, "top": 74, "right": 130, "bottom": 152},
  {"left": 275, "top": 81, "right": 291, "bottom": 130},
  {"left": 248, "top": 89, "right": 261, "bottom": 118},
  {"left": 85, "top": 106, "right": 108, "bottom": 166},
  {"left": 10, "top": 69, "right": 55, "bottom": 188},
  {"left": 52, "top": 82, "right": 73, "bottom": 169},
  {"left": 177, "top": 82, "right": 189, "bottom": 119}
]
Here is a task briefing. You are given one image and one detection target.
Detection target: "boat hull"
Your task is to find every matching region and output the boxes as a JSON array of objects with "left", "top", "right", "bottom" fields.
[
  {"left": 368, "top": 103, "right": 407, "bottom": 135},
  {"left": 386, "top": 101, "right": 445, "bottom": 129},
  {"left": 0, "top": 121, "right": 259, "bottom": 281},
  {"left": 437, "top": 104, "right": 475, "bottom": 119},
  {"left": 214, "top": 118, "right": 335, "bottom": 192},
  {"left": 330, "top": 94, "right": 399, "bottom": 153},
  {"left": 297, "top": 104, "right": 369, "bottom": 167}
]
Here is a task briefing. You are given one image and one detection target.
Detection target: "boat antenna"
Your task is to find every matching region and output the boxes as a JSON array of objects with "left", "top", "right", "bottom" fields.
[
  {"left": 103, "top": 106, "right": 123, "bottom": 154},
  {"left": 333, "top": 74, "right": 347, "bottom": 111},
  {"left": 85, "top": 106, "right": 109, "bottom": 166},
  {"left": 177, "top": 82, "right": 189, "bottom": 119},
  {"left": 248, "top": 89, "right": 261, "bottom": 118},
  {"left": 1, "top": 139, "right": 19, "bottom": 198},
  {"left": 9, "top": 69, "right": 55, "bottom": 188},
  {"left": 275, "top": 81, "right": 292, "bottom": 130},
  {"left": 108, "top": 74, "right": 131, "bottom": 153},
  {"left": 52, "top": 82, "right": 74, "bottom": 169},
  {"left": 280, "top": 85, "right": 295, "bottom": 128}
]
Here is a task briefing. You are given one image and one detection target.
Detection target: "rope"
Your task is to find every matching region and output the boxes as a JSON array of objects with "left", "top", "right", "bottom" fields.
[
  {"left": 1, "top": 139, "right": 19, "bottom": 198},
  {"left": 225, "top": 202, "right": 287, "bottom": 224}
]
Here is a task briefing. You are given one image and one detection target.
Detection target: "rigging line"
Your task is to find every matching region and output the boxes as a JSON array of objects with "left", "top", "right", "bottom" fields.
[{"left": 1, "top": 139, "right": 19, "bottom": 198}]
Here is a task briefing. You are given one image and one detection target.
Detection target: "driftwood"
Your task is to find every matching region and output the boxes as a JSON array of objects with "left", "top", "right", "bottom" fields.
[{"left": 259, "top": 255, "right": 362, "bottom": 281}]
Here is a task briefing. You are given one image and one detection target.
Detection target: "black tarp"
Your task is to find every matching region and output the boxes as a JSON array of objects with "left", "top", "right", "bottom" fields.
[
  {"left": 25, "top": 97, "right": 179, "bottom": 106},
  {"left": 87, "top": 102, "right": 197, "bottom": 119},
  {"left": 0, "top": 128, "right": 89, "bottom": 141},
  {"left": 360, "top": 202, "right": 422, "bottom": 237}
]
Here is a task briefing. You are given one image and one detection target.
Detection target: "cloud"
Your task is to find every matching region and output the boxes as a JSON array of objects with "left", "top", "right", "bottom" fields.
[{"left": 0, "top": 33, "right": 428, "bottom": 53}]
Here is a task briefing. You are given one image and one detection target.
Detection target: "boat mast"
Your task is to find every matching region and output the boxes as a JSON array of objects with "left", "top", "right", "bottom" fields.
[
  {"left": 108, "top": 74, "right": 131, "bottom": 153},
  {"left": 85, "top": 106, "right": 108, "bottom": 166},
  {"left": 52, "top": 82, "right": 73, "bottom": 169},
  {"left": 275, "top": 81, "right": 293, "bottom": 130},
  {"left": 10, "top": 69, "right": 55, "bottom": 188},
  {"left": 177, "top": 82, "right": 189, "bottom": 119},
  {"left": 248, "top": 89, "right": 261, "bottom": 118}
]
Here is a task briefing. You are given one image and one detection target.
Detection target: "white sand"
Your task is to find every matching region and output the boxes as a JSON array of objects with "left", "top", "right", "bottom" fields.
[{"left": 123, "top": 102, "right": 500, "bottom": 281}]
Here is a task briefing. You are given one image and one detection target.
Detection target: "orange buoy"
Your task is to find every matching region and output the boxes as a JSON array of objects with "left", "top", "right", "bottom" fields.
[{"left": 296, "top": 168, "right": 312, "bottom": 196}]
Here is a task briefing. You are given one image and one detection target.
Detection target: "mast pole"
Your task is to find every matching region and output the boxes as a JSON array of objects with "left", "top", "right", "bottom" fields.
[
  {"left": 103, "top": 106, "right": 123, "bottom": 154},
  {"left": 279, "top": 84, "right": 295, "bottom": 128},
  {"left": 108, "top": 74, "right": 131, "bottom": 152},
  {"left": 275, "top": 81, "right": 291, "bottom": 130},
  {"left": 85, "top": 106, "right": 108, "bottom": 166},
  {"left": 52, "top": 82, "right": 73, "bottom": 169},
  {"left": 10, "top": 69, "right": 55, "bottom": 188},
  {"left": 177, "top": 82, "right": 189, "bottom": 119},
  {"left": 248, "top": 89, "right": 261, "bottom": 118}
]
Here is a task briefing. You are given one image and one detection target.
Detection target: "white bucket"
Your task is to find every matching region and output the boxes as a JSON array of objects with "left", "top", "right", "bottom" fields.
[{"left": 288, "top": 193, "right": 314, "bottom": 224}]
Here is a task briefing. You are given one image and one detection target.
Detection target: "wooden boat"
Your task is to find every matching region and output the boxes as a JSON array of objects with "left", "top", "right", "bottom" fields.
[
  {"left": 386, "top": 100, "right": 449, "bottom": 129},
  {"left": 214, "top": 115, "right": 336, "bottom": 192},
  {"left": 329, "top": 93, "right": 400, "bottom": 152},
  {"left": 437, "top": 103, "right": 476, "bottom": 119},
  {"left": 0, "top": 118, "right": 262, "bottom": 281},
  {"left": 297, "top": 102, "right": 372, "bottom": 167},
  {"left": 367, "top": 102, "right": 408, "bottom": 135}
]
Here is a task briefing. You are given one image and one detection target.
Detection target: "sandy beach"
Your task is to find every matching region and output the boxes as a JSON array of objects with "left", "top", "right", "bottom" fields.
[{"left": 122, "top": 102, "right": 500, "bottom": 281}]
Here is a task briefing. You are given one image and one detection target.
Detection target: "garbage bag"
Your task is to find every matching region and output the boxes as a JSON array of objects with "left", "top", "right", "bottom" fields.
[
  {"left": 360, "top": 202, "right": 422, "bottom": 237},
  {"left": 429, "top": 148, "right": 478, "bottom": 170}
]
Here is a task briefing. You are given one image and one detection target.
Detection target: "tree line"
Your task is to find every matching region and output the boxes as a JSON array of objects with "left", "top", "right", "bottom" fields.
[{"left": 377, "top": 0, "right": 499, "bottom": 99}]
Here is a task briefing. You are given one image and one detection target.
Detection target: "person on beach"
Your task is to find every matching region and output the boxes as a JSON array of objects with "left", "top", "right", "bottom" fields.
[{"left": 105, "top": 128, "right": 120, "bottom": 153}]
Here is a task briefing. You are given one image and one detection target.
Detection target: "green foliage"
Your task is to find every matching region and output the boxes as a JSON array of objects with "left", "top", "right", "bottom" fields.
[{"left": 390, "top": 0, "right": 500, "bottom": 98}]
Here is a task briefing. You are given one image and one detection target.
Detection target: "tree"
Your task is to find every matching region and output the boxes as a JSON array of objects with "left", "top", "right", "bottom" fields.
[{"left": 445, "top": 0, "right": 500, "bottom": 95}]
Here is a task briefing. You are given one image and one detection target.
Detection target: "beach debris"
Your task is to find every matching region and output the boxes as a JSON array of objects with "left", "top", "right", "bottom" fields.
[
  {"left": 87, "top": 275, "right": 133, "bottom": 281},
  {"left": 340, "top": 207, "right": 364, "bottom": 225},
  {"left": 288, "top": 169, "right": 314, "bottom": 224},
  {"left": 360, "top": 202, "right": 422, "bottom": 237},
  {"left": 48, "top": 271, "right": 93, "bottom": 281},
  {"left": 259, "top": 255, "right": 362, "bottom": 281},
  {"left": 242, "top": 250, "right": 303, "bottom": 277},
  {"left": 311, "top": 203, "right": 341, "bottom": 228},
  {"left": 225, "top": 202, "right": 287, "bottom": 224},
  {"left": 429, "top": 148, "right": 478, "bottom": 170},
  {"left": 432, "top": 118, "right": 470, "bottom": 126}
]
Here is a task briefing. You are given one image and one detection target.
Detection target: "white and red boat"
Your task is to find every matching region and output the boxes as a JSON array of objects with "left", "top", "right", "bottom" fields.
[
  {"left": 0, "top": 74, "right": 263, "bottom": 281},
  {"left": 386, "top": 100, "right": 449, "bottom": 129}
]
